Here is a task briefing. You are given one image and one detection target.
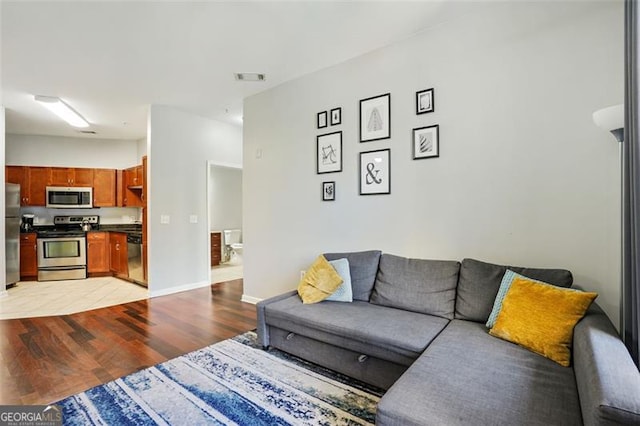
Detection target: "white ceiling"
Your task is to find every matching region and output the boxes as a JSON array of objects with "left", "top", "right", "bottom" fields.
[{"left": 2, "top": 1, "right": 481, "bottom": 140}]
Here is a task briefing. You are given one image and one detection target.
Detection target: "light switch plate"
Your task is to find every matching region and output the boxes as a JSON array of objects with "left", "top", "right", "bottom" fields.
[
  {"left": 160, "top": 215, "right": 170, "bottom": 224},
  {"left": 189, "top": 215, "right": 198, "bottom": 224}
]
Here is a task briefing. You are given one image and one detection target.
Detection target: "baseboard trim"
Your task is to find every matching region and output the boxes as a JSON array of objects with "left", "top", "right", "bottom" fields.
[
  {"left": 241, "top": 294, "right": 262, "bottom": 304},
  {"left": 150, "top": 280, "right": 210, "bottom": 298}
]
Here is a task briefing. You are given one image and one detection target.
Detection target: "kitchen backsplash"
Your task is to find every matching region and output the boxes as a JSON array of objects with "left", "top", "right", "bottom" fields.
[{"left": 19, "top": 207, "right": 142, "bottom": 225}]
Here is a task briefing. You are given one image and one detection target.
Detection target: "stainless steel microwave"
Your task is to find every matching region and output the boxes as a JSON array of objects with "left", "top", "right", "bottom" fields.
[{"left": 46, "top": 186, "right": 93, "bottom": 209}]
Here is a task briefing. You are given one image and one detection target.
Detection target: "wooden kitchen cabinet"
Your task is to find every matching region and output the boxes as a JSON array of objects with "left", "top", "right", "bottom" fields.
[
  {"left": 6, "top": 166, "right": 48, "bottom": 206},
  {"left": 49, "top": 167, "right": 94, "bottom": 187},
  {"left": 28, "top": 167, "right": 48, "bottom": 206},
  {"left": 6, "top": 166, "right": 28, "bottom": 202},
  {"left": 93, "top": 169, "right": 116, "bottom": 207},
  {"left": 122, "top": 168, "right": 143, "bottom": 207},
  {"left": 19, "top": 233, "right": 38, "bottom": 280},
  {"left": 211, "top": 232, "right": 222, "bottom": 266},
  {"left": 87, "top": 232, "right": 110, "bottom": 275},
  {"left": 109, "top": 232, "right": 128, "bottom": 278}
]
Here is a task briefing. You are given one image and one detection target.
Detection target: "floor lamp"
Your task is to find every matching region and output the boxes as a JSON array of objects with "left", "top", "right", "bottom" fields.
[{"left": 593, "top": 103, "right": 624, "bottom": 330}]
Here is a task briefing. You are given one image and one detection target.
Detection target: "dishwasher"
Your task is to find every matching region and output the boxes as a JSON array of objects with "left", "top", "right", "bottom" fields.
[{"left": 127, "top": 233, "right": 147, "bottom": 287}]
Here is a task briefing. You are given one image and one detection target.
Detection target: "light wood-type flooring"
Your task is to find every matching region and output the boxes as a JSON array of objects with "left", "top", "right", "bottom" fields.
[{"left": 0, "top": 279, "right": 256, "bottom": 405}]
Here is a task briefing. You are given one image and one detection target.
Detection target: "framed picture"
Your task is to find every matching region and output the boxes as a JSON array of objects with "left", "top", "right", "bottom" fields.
[
  {"left": 317, "top": 111, "right": 328, "bottom": 129},
  {"left": 359, "top": 93, "right": 390, "bottom": 142},
  {"left": 317, "top": 131, "right": 342, "bottom": 174},
  {"left": 416, "top": 88, "right": 434, "bottom": 114},
  {"left": 412, "top": 125, "right": 439, "bottom": 159},
  {"left": 359, "top": 149, "right": 391, "bottom": 195},
  {"left": 322, "top": 181, "right": 335, "bottom": 201},
  {"left": 330, "top": 107, "right": 342, "bottom": 126}
]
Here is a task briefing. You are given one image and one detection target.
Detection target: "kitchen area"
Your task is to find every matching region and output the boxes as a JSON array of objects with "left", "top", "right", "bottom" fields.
[{"left": 2, "top": 137, "right": 150, "bottom": 318}]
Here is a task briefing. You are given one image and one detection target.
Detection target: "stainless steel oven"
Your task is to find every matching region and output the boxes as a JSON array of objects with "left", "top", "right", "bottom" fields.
[{"left": 37, "top": 236, "right": 87, "bottom": 281}]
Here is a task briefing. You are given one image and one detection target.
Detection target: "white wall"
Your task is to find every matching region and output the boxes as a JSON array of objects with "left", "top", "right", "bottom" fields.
[
  {"left": 148, "top": 105, "right": 242, "bottom": 296},
  {"left": 136, "top": 137, "right": 147, "bottom": 161},
  {"left": 243, "top": 2, "right": 624, "bottom": 326},
  {"left": 6, "top": 134, "right": 139, "bottom": 169},
  {"left": 209, "top": 165, "right": 242, "bottom": 232}
]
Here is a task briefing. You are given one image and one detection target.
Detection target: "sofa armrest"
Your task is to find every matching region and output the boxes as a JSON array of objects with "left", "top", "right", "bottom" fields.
[
  {"left": 256, "top": 290, "right": 298, "bottom": 348},
  {"left": 573, "top": 304, "right": 640, "bottom": 426}
]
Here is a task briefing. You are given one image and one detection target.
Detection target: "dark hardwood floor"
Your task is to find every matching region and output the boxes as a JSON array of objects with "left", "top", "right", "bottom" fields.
[{"left": 0, "top": 279, "right": 256, "bottom": 405}]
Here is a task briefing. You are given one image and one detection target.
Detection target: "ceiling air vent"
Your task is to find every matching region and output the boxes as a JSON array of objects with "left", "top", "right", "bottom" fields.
[
  {"left": 78, "top": 130, "right": 97, "bottom": 134},
  {"left": 234, "top": 72, "right": 266, "bottom": 82}
]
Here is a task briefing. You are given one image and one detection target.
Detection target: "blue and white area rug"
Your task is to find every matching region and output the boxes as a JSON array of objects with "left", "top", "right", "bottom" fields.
[{"left": 57, "top": 332, "right": 383, "bottom": 425}]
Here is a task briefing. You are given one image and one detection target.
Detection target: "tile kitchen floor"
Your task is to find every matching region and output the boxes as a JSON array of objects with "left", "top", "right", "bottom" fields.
[
  {"left": 211, "top": 263, "right": 243, "bottom": 283},
  {"left": 0, "top": 277, "right": 148, "bottom": 320}
]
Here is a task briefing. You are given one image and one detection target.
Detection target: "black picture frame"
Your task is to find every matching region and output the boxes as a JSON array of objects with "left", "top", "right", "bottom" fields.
[
  {"left": 317, "top": 111, "right": 328, "bottom": 129},
  {"left": 412, "top": 125, "right": 439, "bottom": 160},
  {"left": 322, "top": 181, "right": 335, "bottom": 201},
  {"left": 317, "top": 131, "right": 342, "bottom": 174},
  {"left": 359, "top": 148, "right": 391, "bottom": 195},
  {"left": 416, "top": 88, "right": 434, "bottom": 114},
  {"left": 330, "top": 107, "right": 342, "bottom": 126},
  {"left": 359, "top": 93, "right": 391, "bottom": 142}
]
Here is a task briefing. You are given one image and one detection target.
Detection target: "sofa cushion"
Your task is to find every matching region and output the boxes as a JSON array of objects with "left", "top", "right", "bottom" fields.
[
  {"left": 264, "top": 294, "right": 449, "bottom": 364},
  {"left": 455, "top": 258, "right": 573, "bottom": 323},
  {"left": 489, "top": 277, "right": 597, "bottom": 366},
  {"left": 324, "top": 250, "right": 381, "bottom": 301},
  {"left": 297, "top": 255, "right": 343, "bottom": 304},
  {"left": 325, "top": 258, "right": 353, "bottom": 302},
  {"left": 376, "top": 320, "right": 582, "bottom": 426},
  {"left": 370, "top": 254, "right": 460, "bottom": 319}
]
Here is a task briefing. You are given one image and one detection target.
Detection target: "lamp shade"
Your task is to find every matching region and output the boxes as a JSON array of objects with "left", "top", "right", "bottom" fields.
[{"left": 593, "top": 103, "right": 623, "bottom": 130}]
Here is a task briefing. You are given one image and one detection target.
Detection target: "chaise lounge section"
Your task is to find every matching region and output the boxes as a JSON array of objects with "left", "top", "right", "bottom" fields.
[{"left": 257, "top": 252, "right": 640, "bottom": 425}]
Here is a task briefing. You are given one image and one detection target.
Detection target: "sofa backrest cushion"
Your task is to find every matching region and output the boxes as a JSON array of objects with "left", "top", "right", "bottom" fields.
[
  {"left": 324, "top": 250, "right": 382, "bottom": 301},
  {"left": 370, "top": 254, "right": 460, "bottom": 319},
  {"left": 455, "top": 258, "right": 573, "bottom": 323}
]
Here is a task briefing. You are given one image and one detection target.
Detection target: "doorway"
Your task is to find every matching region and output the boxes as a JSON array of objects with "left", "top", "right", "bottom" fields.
[{"left": 207, "top": 162, "right": 243, "bottom": 284}]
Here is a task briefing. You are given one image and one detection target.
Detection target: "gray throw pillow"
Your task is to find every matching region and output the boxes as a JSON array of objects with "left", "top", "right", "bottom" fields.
[
  {"left": 370, "top": 254, "right": 460, "bottom": 319},
  {"left": 324, "top": 250, "right": 381, "bottom": 301},
  {"left": 455, "top": 258, "right": 573, "bottom": 323}
]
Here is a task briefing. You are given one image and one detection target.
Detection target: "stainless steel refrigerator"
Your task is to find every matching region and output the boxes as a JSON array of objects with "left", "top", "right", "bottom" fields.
[{"left": 6, "top": 183, "right": 20, "bottom": 287}]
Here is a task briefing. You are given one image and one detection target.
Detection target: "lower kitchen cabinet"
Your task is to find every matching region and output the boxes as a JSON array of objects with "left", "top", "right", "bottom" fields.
[
  {"left": 109, "top": 232, "right": 128, "bottom": 278},
  {"left": 87, "top": 232, "right": 110, "bottom": 275},
  {"left": 19, "top": 233, "right": 37, "bottom": 280}
]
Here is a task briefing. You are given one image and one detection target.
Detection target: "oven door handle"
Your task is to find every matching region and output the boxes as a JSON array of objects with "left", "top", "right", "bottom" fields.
[{"left": 38, "top": 265, "right": 86, "bottom": 271}]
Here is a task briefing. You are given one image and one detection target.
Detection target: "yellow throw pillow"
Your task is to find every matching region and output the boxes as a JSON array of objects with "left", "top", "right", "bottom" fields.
[
  {"left": 297, "top": 255, "right": 344, "bottom": 304},
  {"left": 489, "top": 277, "right": 597, "bottom": 367}
]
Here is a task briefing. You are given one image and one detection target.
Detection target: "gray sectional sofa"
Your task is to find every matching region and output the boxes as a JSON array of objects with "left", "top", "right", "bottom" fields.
[{"left": 257, "top": 251, "right": 640, "bottom": 425}]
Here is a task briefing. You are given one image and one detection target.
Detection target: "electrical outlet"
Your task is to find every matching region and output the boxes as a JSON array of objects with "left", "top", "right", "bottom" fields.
[
  {"left": 160, "top": 215, "right": 170, "bottom": 224},
  {"left": 189, "top": 215, "right": 198, "bottom": 224},
  {"left": 300, "top": 270, "right": 306, "bottom": 279}
]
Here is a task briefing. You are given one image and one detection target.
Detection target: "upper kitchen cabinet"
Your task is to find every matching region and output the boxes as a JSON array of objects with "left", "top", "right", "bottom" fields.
[
  {"left": 49, "top": 167, "right": 94, "bottom": 187},
  {"left": 93, "top": 169, "right": 116, "bottom": 207},
  {"left": 120, "top": 158, "right": 146, "bottom": 207},
  {"left": 6, "top": 165, "right": 48, "bottom": 206}
]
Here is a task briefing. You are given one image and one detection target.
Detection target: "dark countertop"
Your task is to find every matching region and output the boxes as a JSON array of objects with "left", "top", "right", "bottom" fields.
[{"left": 27, "top": 224, "right": 142, "bottom": 236}]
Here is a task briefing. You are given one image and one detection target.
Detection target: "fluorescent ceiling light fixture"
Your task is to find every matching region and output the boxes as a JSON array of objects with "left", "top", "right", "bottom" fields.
[
  {"left": 34, "top": 95, "right": 89, "bottom": 128},
  {"left": 234, "top": 72, "right": 266, "bottom": 82}
]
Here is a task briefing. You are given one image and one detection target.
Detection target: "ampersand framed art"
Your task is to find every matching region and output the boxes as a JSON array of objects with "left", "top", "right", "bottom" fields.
[{"left": 359, "top": 148, "right": 390, "bottom": 195}]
